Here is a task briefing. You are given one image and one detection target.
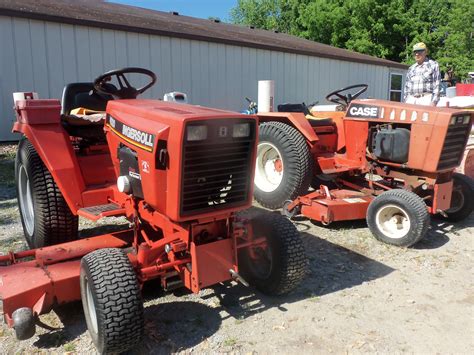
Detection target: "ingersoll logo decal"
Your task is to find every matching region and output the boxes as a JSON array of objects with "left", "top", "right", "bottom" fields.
[
  {"left": 346, "top": 104, "right": 380, "bottom": 118},
  {"left": 107, "top": 115, "right": 155, "bottom": 151}
]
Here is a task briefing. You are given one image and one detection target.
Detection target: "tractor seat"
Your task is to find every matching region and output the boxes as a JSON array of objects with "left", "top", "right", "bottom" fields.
[
  {"left": 61, "top": 83, "right": 113, "bottom": 139},
  {"left": 306, "top": 117, "right": 335, "bottom": 127},
  {"left": 277, "top": 103, "right": 334, "bottom": 127},
  {"left": 278, "top": 103, "right": 311, "bottom": 116}
]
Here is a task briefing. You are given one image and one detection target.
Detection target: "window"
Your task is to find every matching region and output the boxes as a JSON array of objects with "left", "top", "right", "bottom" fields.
[{"left": 389, "top": 73, "right": 403, "bottom": 101}]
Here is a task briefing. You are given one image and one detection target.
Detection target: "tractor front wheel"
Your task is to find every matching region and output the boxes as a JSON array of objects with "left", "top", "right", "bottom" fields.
[
  {"left": 366, "top": 189, "right": 430, "bottom": 247},
  {"left": 238, "top": 214, "right": 308, "bottom": 295},
  {"left": 254, "top": 122, "right": 313, "bottom": 209},
  {"left": 442, "top": 173, "right": 474, "bottom": 222},
  {"left": 15, "top": 137, "right": 78, "bottom": 248},
  {"left": 80, "top": 248, "right": 144, "bottom": 354}
]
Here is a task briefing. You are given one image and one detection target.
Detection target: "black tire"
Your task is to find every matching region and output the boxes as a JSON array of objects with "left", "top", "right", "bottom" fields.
[
  {"left": 15, "top": 137, "right": 78, "bottom": 248},
  {"left": 254, "top": 122, "right": 313, "bottom": 209},
  {"left": 311, "top": 174, "right": 337, "bottom": 190},
  {"left": 281, "top": 200, "right": 300, "bottom": 219},
  {"left": 367, "top": 189, "right": 430, "bottom": 247},
  {"left": 80, "top": 248, "right": 144, "bottom": 354},
  {"left": 238, "top": 214, "right": 308, "bottom": 295},
  {"left": 443, "top": 173, "right": 474, "bottom": 222},
  {"left": 12, "top": 308, "right": 35, "bottom": 340}
]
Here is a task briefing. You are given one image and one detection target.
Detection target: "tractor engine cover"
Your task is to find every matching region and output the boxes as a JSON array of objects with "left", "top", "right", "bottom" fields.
[{"left": 372, "top": 127, "right": 410, "bottom": 163}]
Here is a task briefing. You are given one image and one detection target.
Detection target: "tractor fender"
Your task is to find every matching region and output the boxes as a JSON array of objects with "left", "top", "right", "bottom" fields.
[
  {"left": 257, "top": 112, "right": 319, "bottom": 145},
  {"left": 12, "top": 121, "right": 86, "bottom": 213}
]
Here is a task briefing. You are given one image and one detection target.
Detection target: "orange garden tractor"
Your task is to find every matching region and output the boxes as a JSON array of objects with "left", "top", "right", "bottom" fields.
[
  {"left": 0, "top": 68, "right": 307, "bottom": 354},
  {"left": 254, "top": 84, "right": 473, "bottom": 247}
]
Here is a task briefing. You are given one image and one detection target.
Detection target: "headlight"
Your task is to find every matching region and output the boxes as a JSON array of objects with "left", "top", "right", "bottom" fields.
[
  {"left": 463, "top": 115, "right": 471, "bottom": 124},
  {"left": 233, "top": 123, "right": 250, "bottom": 138},
  {"left": 450, "top": 116, "right": 456, "bottom": 125},
  {"left": 187, "top": 125, "right": 207, "bottom": 141}
]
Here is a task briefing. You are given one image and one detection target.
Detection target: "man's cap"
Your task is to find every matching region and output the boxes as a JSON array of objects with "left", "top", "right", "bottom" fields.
[{"left": 413, "top": 42, "right": 427, "bottom": 51}]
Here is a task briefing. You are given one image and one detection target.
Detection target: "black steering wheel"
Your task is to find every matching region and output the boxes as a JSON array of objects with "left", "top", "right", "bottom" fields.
[
  {"left": 325, "top": 84, "right": 368, "bottom": 107},
  {"left": 93, "top": 67, "right": 157, "bottom": 99}
]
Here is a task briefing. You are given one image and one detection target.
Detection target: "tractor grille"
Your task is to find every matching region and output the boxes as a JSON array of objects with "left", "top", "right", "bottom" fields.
[
  {"left": 180, "top": 119, "right": 255, "bottom": 216},
  {"left": 437, "top": 121, "right": 471, "bottom": 170}
]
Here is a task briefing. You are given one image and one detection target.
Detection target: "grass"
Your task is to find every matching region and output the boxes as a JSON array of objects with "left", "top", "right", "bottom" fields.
[
  {"left": 223, "top": 337, "right": 237, "bottom": 347},
  {"left": 0, "top": 144, "right": 16, "bottom": 200},
  {"left": 0, "top": 159, "right": 15, "bottom": 188},
  {"left": 63, "top": 342, "right": 76, "bottom": 352}
]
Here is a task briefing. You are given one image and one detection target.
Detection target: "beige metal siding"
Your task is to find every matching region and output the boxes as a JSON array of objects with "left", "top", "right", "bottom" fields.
[{"left": 0, "top": 15, "right": 401, "bottom": 141}]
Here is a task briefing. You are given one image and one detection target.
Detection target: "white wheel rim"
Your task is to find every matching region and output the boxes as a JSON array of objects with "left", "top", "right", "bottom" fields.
[
  {"left": 375, "top": 204, "right": 411, "bottom": 239},
  {"left": 86, "top": 278, "right": 98, "bottom": 334},
  {"left": 255, "top": 142, "right": 283, "bottom": 192},
  {"left": 18, "top": 164, "right": 35, "bottom": 235}
]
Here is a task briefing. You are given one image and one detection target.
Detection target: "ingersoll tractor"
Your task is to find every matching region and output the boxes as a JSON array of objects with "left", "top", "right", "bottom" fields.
[
  {"left": 0, "top": 68, "right": 307, "bottom": 354},
  {"left": 254, "top": 84, "right": 473, "bottom": 247}
]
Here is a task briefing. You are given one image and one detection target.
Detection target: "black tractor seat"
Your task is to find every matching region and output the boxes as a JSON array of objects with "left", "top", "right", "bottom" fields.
[
  {"left": 278, "top": 103, "right": 311, "bottom": 116},
  {"left": 306, "top": 117, "right": 335, "bottom": 127},
  {"left": 60, "top": 83, "right": 112, "bottom": 139}
]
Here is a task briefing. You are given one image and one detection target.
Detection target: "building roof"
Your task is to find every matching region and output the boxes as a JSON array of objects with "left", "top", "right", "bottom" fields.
[{"left": 0, "top": 0, "right": 407, "bottom": 69}]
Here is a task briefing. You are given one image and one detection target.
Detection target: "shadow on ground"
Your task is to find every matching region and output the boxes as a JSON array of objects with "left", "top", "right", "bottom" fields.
[
  {"left": 415, "top": 215, "right": 474, "bottom": 250},
  {"left": 27, "top": 206, "right": 395, "bottom": 353}
]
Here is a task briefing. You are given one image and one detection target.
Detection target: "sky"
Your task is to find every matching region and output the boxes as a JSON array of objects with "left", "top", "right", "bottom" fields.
[{"left": 107, "top": 1, "right": 237, "bottom": 21}]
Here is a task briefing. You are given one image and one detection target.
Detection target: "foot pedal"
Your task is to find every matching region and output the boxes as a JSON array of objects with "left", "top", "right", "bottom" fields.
[{"left": 77, "top": 203, "right": 125, "bottom": 221}]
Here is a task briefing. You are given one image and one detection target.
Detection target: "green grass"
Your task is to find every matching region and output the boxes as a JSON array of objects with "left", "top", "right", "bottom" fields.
[
  {"left": 0, "top": 160, "right": 15, "bottom": 188},
  {"left": 223, "top": 337, "right": 237, "bottom": 347},
  {"left": 0, "top": 144, "right": 16, "bottom": 190},
  {"left": 63, "top": 342, "right": 76, "bottom": 352}
]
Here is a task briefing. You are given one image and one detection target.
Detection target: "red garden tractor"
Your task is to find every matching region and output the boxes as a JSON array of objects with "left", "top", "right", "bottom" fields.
[
  {"left": 0, "top": 68, "right": 307, "bottom": 354},
  {"left": 254, "top": 84, "right": 473, "bottom": 247}
]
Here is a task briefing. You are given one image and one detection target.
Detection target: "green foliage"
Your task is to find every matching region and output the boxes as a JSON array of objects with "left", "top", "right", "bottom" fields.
[{"left": 230, "top": 0, "right": 474, "bottom": 80}]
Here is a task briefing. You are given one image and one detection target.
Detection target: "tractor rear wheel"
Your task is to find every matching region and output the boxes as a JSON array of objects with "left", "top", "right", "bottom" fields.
[
  {"left": 15, "top": 137, "right": 78, "bottom": 248},
  {"left": 254, "top": 122, "right": 312, "bottom": 209},
  {"left": 238, "top": 214, "right": 308, "bottom": 295},
  {"left": 442, "top": 173, "right": 474, "bottom": 222},
  {"left": 80, "top": 248, "right": 144, "bottom": 354},
  {"left": 366, "top": 189, "right": 429, "bottom": 247}
]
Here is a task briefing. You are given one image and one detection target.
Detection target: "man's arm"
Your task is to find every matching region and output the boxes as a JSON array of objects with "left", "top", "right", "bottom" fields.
[{"left": 431, "top": 61, "right": 441, "bottom": 105}]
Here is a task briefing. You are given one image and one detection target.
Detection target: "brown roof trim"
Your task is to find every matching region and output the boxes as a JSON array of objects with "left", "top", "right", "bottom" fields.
[{"left": 0, "top": 0, "right": 408, "bottom": 69}]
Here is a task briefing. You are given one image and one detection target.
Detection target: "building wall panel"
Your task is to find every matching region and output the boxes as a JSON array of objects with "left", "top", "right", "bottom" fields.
[{"left": 0, "top": 16, "right": 401, "bottom": 141}]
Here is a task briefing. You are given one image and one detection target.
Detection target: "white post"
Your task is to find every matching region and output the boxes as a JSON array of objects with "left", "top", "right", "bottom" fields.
[{"left": 258, "top": 80, "right": 274, "bottom": 113}]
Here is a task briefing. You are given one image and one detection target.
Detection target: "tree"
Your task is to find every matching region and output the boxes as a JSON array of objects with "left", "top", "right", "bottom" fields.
[{"left": 230, "top": 0, "right": 474, "bottom": 79}]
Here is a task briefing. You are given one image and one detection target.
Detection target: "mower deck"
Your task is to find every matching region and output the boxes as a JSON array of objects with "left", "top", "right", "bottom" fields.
[
  {"left": 0, "top": 230, "right": 133, "bottom": 326},
  {"left": 289, "top": 188, "right": 373, "bottom": 224}
]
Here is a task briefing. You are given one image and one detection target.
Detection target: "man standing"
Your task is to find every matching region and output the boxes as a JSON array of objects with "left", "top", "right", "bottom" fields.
[{"left": 403, "top": 42, "right": 441, "bottom": 106}]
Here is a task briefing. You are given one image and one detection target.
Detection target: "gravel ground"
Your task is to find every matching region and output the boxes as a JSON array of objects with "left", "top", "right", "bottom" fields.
[{"left": 0, "top": 143, "right": 473, "bottom": 354}]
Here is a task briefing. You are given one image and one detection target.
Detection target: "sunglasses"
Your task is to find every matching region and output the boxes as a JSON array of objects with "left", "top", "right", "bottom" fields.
[{"left": 413, "top": 50, "right": 425, "bottom": 54}]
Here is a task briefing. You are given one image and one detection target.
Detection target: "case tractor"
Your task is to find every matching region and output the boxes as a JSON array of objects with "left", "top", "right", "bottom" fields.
[
  {"left": 0, "top": 68, "right": 307, "bottom": 354},
  {"left": 254, "top": 84, "right": 473, "bottom": 247}
]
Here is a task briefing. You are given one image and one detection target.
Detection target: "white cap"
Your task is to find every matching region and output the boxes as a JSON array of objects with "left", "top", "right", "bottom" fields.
[{"left": 117, "top": 176, "right": 131, "bottom": 193}]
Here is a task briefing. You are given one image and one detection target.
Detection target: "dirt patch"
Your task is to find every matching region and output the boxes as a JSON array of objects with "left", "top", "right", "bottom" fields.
[{"left": 0, "top": 144, "right": 473, "bottom": 354}]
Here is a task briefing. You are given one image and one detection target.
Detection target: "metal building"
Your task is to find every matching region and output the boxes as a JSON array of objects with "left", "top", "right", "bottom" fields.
[{"left": 0, "top": 0, "right": 407, "bottom": 141}]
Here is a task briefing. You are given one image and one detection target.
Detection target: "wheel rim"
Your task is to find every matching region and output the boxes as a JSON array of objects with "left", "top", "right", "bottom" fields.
[
  {"left": 18, "top": 164, "right": 35, "bottom": 235},
  {"left": 85, "top": 278, "right": 99, "bottom": 335},
  {"left": 446, "top": 185, "right": 464, "bottom": 214},
  {"left": 255, "top": 142, "right": 284, "bottom": 192},
  {"left": 375, "top": 204, "right": 411, "bottom": 239}
]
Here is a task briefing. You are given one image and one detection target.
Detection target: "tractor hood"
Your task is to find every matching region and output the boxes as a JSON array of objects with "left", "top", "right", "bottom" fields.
[{"left": 104, "top": 99, "right": 257, "bottom": 222}]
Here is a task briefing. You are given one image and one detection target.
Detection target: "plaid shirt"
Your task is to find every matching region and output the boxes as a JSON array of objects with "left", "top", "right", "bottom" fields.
[{"left": 403, "top": 58, "right": 441, "bottom": 104}]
